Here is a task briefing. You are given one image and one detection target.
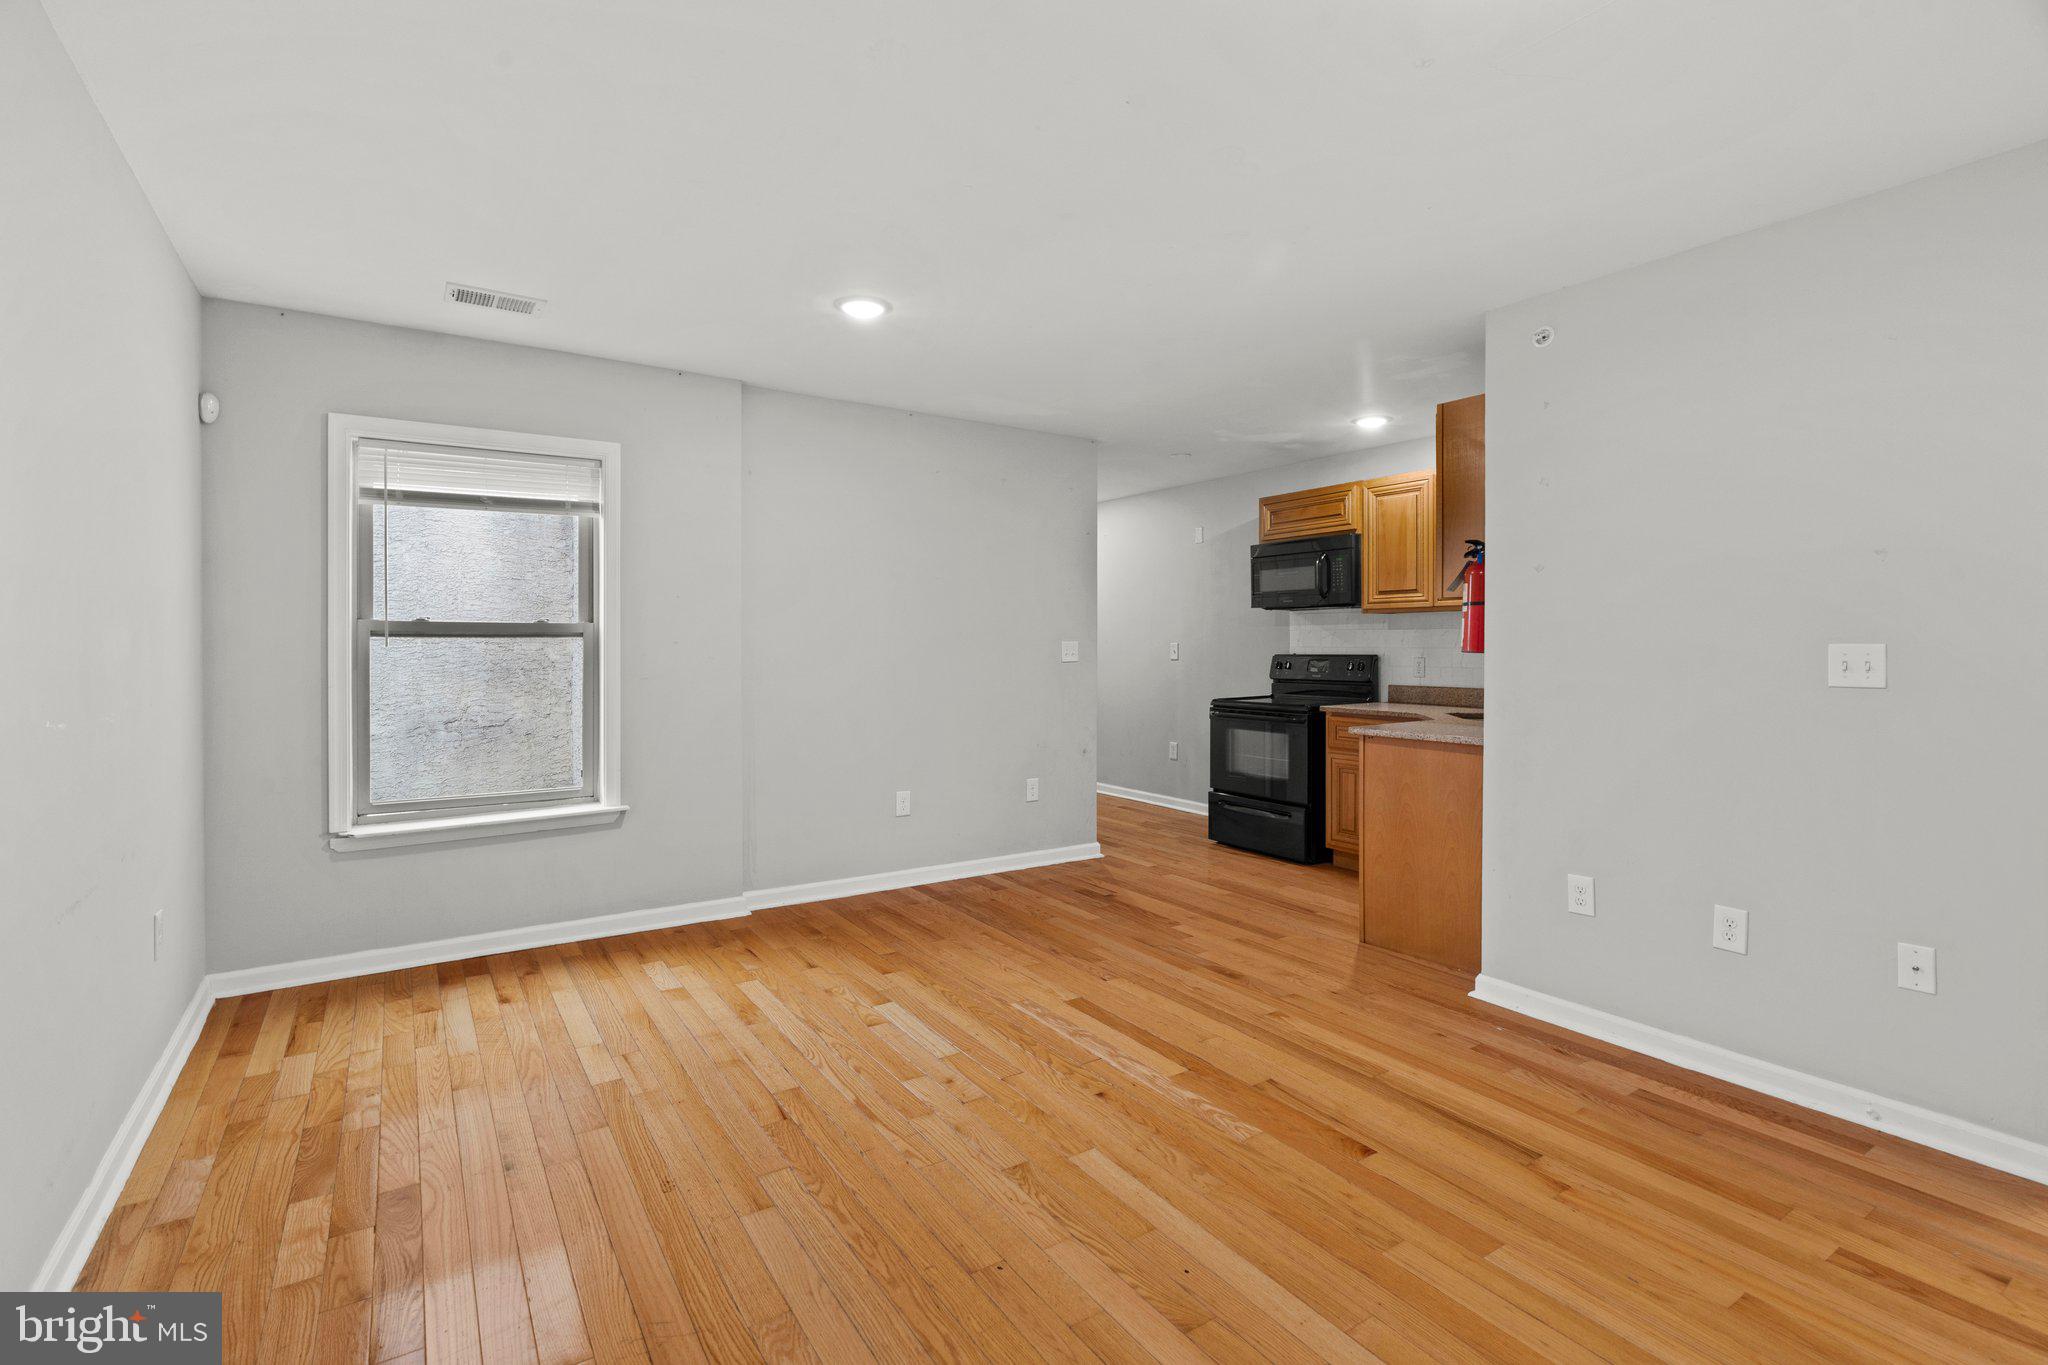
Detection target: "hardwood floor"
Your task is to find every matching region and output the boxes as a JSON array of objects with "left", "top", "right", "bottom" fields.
[{"left": 78, "top": 796, "right": 2048, "bottom": 1362}]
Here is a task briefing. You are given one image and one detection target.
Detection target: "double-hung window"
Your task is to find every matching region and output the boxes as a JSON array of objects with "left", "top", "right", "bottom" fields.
[{"left": 327, "top": 415, "right": 623, "bottom": 848}]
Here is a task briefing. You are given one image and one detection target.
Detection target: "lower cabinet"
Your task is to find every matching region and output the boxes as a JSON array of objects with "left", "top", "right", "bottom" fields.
[
  {"left": 1323, "top": 715, "right": 1361, "bottom": 867},
  {"left": 1357, "top": 737, "right": 1482, "bottom": 972}
]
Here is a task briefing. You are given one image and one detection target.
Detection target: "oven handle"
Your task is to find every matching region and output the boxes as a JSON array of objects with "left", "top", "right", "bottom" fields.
[{"left": 1213, "top": 796, "right": 1291, "bottom": 821}]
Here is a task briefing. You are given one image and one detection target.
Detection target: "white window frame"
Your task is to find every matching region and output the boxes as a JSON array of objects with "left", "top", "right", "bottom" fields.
[{"left": 326, "top": 413, "right": 625, "bottom": 851}]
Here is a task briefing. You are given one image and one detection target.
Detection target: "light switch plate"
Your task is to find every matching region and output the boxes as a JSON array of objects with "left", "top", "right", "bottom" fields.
[
  {"left": 1897, "top": 942, "right": 1936, "bottom": 994},
  {"left": 1168, "top": 740, "right": 1179, "bottom": 761},
  {"left": 1192, "top": 525, "right": 1205, "bottom": 544},
  {"left": 1828, "top": 643, "right": 1886, "bottom": 688},
  {"left": 1566, "top": 874, "right": 1595, "bottom": 917},
  {"left": 1168, "top": 641, "right": 1180, "bottom": 661},
  {"left": 1060, "top": 640, "right": 1080, "bottom": 663}
]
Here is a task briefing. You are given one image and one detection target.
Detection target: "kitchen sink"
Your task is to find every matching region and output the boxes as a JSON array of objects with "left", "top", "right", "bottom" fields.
[{"left": 1449, "top": 711, "right": 1484, "bottom": 720}]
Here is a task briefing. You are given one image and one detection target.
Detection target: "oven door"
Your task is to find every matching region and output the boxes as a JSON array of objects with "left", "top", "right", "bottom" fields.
[{"left": 1209, "top": 706, "right": 1313, "bottom": 805}]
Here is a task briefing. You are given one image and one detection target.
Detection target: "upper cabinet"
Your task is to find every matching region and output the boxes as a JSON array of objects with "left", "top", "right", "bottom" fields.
[
  {"left": 1258, "top": 480, "right": 1362, "bottom": 542},
  {"left": 1362, "top": 473, "right": 1437, "bottom": 609},
  {"left": 1254, "top": 394, "right": 1483, "bottom": 614},
  {"left": 1433, "top": 394, "right": 1485, "bottom": 608}
]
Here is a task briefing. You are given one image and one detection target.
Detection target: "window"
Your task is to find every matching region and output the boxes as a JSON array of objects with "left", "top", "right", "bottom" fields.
[{"left": 327, "top": 415, "right": 622, "bottom": 848}]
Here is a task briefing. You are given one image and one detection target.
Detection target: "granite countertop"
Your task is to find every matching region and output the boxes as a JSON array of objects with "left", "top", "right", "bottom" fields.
[{"left": 1325, "top": 697, "right": 1484, "bottom": 748}]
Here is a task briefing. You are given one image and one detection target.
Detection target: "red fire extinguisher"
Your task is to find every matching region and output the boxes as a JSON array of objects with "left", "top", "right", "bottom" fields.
[{"left": 1451, "top": 539, "right": 1484, "bottom": 653}]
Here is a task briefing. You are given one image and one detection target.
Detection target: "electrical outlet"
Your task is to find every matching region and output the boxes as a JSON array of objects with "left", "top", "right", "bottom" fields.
[
  {"left": 894, "top": 790, "right": 912, "bottom": 817},
  {"left": 1897, "top": 942, "right": 1936, "bottom": 994},
  {"left": 1192, "top": 525, "right": 1205, "bottom": 544},
  {"left": 1828, "top": 643, "right": 1886, "bottom": 689},
  {"left": 1566, "top": 874, "right": 1595, "bottom": 917},
  {"left": 1712, "top": 905, "right": 1749, "bottom": 954},
  {"left": 1168, "top": 641, "right": 1180, "bottom": 661},
  {"left": 1025, "top": 777, "right": 1040, "bottom": 802},
  {"left": 1168, "top": 740, "right": 1179, "bottom": 761},
  {"left": 1413, "top": 652, "right": 1428, "bottom": 679},
  {"left": 152, "top": 908, "right": 164, "bottom": 961},
  {"left": 1060, "top": 640, "right": 1080, "bottom": 663}
]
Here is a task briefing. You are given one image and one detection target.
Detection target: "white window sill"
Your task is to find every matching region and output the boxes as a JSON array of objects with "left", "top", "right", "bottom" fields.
[{"left": 329, "top": 802, "right": 628, "bottom": 852}]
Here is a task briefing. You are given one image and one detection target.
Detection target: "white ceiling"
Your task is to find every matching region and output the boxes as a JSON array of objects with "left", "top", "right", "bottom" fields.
[{"left": 45, "top": 1, "right": 2048, "bottom": 500}]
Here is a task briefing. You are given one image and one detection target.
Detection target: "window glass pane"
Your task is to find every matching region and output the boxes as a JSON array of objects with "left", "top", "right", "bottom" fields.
[
  {"left": 370, "top": 503, "right": 581, "bottom": 622},
  {"left": 368, "top": 637, "right": 584, "bottom": 803}
]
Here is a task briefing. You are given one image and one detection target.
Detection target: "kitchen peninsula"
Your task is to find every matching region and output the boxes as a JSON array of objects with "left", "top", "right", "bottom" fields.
[{"left": 1325, "top": 694, "right": 1482, "bottom": 971}]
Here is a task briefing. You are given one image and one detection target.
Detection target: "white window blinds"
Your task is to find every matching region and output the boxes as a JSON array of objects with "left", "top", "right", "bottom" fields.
[{"left": 355, "top": 440, "right": 604, "bottom": 507}]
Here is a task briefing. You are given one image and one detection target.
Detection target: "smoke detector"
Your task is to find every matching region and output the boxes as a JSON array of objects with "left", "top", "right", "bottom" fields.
[{"left": 445, "top": 282, "right": 545, "bottom": 316}]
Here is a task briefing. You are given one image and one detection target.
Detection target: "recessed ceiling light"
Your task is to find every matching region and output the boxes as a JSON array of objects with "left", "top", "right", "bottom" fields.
[
  {"left": 1353, "top": 414, "right": 1390, "bottom": 431},
  {"left": 835, "top": 296, "right": 891, "bottom": 322}
]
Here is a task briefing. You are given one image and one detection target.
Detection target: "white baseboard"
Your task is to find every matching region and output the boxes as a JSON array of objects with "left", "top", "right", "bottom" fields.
[
  {"left": 208, "top": 894, "right": 752, "bottom": 998},
  {"left": 745, "top": 842, "right": 1103, "bottom": 912},
  {"left": 34, "top": 978, "right": 214, "bottom": 1291},
  {"left": 40, "top": 838, "right": 1103, "bottom": 1290},
  {"left": 1097, "top": 783, "right": 1208, "bottom": 816},
  {"left": 1472, "top": 974, "right": 2048, "bottom": 1187}
]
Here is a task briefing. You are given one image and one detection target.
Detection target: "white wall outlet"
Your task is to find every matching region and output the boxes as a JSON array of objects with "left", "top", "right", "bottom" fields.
[
  {"left": 1192, "top": 525, "right": 1205, "bottom": 544},
  {"left": 1168, "top": 739, "right": 1179, "bottom": 761},
  {"left": 1828, "top": 643, "right": 1886, "bottom": 689},
  {"left": 1566, "top": 874, "right": 1596, "bottom": 917},
  {"left": 894, "top": 790, "right": 912, "bottom": 817},
  {"left": 1711, "top": 905, "right": 1749, "bottom": 954},
  {"left": 1060, "top": 640, "right": 1080, "bottom": 663},
  {"left": 152, "top": 908, "right": 164, "bottom": 961},
  {"left": 1897, "top": 942, "right": 1936, "bottom": 994},
  {"left": 1025, "top": 777, "right": 1040, "bottom": 802},
  {"left": 1168, "top": 641, "right": 1180, "bottom": 661},
  {"left": 1413, "top": 652, "right": 1428, "bottom": 679}
]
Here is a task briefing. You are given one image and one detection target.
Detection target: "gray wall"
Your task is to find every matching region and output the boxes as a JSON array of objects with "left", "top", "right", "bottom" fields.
[
  {"left": 201, "top": 303, "right": 747, "bottom": 970},
  {"left": 1097, "top": 438, "right": 1476, "bottom": 806},
  {"left": 1483, "top": 141, "right": 2048, "bottom": 1143},
  {"left": 202, "top": 306, "right": 1101, "bottom": 970},
  {"left": 0, "top": 0, "right": 205, "bottom": 1286},
  {"left": 742, "top": 389, "right": 1099, "bottom": 887}
]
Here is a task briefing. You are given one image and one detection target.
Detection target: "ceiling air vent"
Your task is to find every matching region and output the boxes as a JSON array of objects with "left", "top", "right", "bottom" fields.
[{"left": 445, "top": 282, "right": 545, "bottom": 316}]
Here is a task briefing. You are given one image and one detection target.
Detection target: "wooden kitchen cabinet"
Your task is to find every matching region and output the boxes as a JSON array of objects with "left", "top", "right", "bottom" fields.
[
  {"left": 1258, "top": 396, "right": 1480, "bottom": 613},
  {"left": 1323, "top": 714, "right": 1361, "bottom": 867},
  {"left": 1361, "top": 472, "right": 1437, "bottom": 609},
  {"left": 1433, "top": 394, "right": 1485, "bottom": 607},
  {"left": 1258, "top": 480, "right": 1361, "bottom": 542},
  {"left": 1358, "top": 737, "right": 1482, "bottom": 972}
]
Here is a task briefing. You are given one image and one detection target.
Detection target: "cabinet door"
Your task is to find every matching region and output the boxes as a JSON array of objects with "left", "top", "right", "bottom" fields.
[
  {"left": 1363, "top": 473, "right": 1437, "bottom": 609},
  {"left": 1434, "top": 395, "right": 1485, "bottom": 607},
  {"left": 1324, "top": 726, "right": 1361, "bottom": 856},
  {"left": 1259, "top": 481, "right": 1361, "bottom": 542}
]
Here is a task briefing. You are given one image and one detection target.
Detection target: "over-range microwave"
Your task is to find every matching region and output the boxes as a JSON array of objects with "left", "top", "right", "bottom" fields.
[{"left": 1250, "top": 533, "right": 1359, "bottom": 609}]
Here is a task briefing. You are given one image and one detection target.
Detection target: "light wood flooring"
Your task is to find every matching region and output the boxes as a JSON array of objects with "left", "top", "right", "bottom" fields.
[{"left": 77, "top": 795, "right": 2048, "bottom": 1362}]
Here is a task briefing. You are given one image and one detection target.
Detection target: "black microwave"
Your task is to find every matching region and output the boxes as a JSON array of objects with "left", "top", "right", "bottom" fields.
[{"left": 1250, "top": 533, "right": 1359, "bottom": 609}]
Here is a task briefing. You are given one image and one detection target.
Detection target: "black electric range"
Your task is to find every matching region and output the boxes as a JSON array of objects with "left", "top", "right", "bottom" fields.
[{"left": 1209, "top": 653, "right": 1378, "bottom": 862}]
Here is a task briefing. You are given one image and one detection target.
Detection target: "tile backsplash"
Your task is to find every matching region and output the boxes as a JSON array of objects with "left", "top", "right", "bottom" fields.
[{"left": 1289, "top": 609, "right": 1483, "bottom": 690}]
